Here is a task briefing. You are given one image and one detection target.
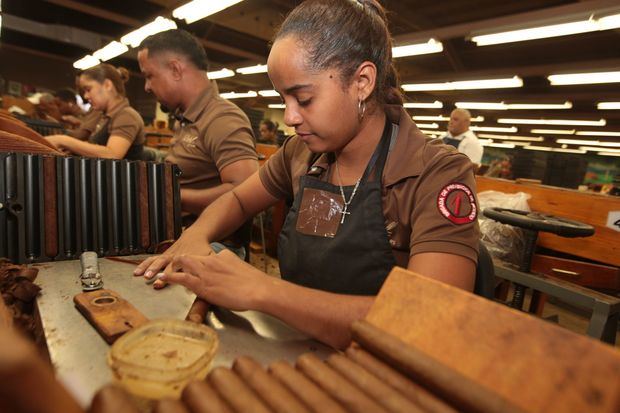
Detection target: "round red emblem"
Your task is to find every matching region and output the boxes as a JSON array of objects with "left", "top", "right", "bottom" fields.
[{"left": 437, "top": 183, "right": 477, "bottom": 225}]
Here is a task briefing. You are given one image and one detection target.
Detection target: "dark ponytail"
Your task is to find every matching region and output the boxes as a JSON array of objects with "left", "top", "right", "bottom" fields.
[
  {"left": 81, "top": 63, "right": 129, "bottom": 97},
  {"left": 274, "top": 0, "right": 403, "bottom": 106}
]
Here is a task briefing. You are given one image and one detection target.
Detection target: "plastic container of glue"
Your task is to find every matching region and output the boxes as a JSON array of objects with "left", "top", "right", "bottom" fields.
[{"left": 107, "top": 319, "right": 218, "bottom": 400}]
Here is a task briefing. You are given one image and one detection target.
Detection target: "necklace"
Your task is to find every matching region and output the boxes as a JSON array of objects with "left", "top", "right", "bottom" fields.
[{"left": 335, "top": 160, "right": 361, "bottom": 224}]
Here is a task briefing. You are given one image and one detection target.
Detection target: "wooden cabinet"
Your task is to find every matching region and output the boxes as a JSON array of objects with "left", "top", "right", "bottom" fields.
[{"left": 532, "top": 254, "right": 620, "bottom": 292}]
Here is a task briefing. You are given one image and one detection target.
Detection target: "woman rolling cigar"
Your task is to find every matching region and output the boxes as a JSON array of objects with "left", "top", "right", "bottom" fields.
[
  {"left": 45, "top": 64, "right": 145, "bottom": 160},
  {"left": 135, "top": 0, "right": 480, "bottom": 349}
]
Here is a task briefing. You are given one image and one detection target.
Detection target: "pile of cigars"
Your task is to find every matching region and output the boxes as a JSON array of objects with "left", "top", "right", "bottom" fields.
[{"left": 90, "top": 320, "right": 522, "bottom": 413}]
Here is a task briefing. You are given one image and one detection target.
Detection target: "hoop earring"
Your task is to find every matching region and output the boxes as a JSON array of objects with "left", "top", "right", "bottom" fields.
[{"left": 358, "top": 99, "right": 366, "bottom": 122}]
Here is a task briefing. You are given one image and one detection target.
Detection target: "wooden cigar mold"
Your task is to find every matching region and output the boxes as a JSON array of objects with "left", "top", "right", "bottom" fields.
[
  {"left": 0, "top": 152, "right": 182, "bottom": 264},
  {"left": 74, "top": 289, "right": 148, "bottom": 344}
]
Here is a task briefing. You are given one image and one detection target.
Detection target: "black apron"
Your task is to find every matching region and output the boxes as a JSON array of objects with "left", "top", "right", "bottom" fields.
[
  {"left": 443, "top": 135, "right": 461, "bottom": 149},
  {"left": 90, "top": 118, "right": 144, "bottom": 161},
  {"left": 278, "top": 119, "right": 396, "bottom": 295}
]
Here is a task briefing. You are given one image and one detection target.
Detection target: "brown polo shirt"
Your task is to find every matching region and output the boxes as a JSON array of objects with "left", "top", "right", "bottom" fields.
[
  {"left": 166, "top": 85, "right": 257, "bottom": 189},
  {"left": 90, "top": 98, "right": 145, "bottom": 160},
  {"left": 74, "top": 109, "right": 103, "bottom": 139},
  {"left": 259, "top": 105, "right": 480, "bottom": 267}
]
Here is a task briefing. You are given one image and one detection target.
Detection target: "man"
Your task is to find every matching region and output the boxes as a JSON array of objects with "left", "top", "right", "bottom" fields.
[
  {"left": 442, "top": 108, "right": 484, "bottom": 167},
  {"left": 137, "top": 29, "right": 258, "bottom": 266}
]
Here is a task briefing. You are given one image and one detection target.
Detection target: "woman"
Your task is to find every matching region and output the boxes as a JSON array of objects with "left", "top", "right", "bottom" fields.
[
  {"left": 258, "top": 119, "right": 278, "bottom": 144},
  {"left": 135, "top": 0, "right": 480, "bottom": 349},
  {"left": 46, "top": 64, "right": 145, "bottom": 160}
]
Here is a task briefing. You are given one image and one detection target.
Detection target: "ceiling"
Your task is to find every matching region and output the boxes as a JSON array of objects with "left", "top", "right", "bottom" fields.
[{"left": 2, "top": 0, "right": 620, "bottom": 151}]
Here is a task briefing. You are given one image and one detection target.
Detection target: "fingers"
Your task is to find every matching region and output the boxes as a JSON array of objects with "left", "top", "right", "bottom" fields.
[
  {"left": 134, "top": 255, "right": 173, "bottom": 278},
  {"left": 160, "top": 271, "right": 202, "bottom": 292}
]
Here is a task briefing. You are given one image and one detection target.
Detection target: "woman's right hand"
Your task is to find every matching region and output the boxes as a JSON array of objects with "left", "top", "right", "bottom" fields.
[{"left": 133, "top": 228, "right": 214, "bottom": 288}]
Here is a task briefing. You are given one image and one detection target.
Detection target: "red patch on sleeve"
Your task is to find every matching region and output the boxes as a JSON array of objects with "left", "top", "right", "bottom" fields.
[{"left": 437, "top": 183, "right": 477, "bottom": 224}]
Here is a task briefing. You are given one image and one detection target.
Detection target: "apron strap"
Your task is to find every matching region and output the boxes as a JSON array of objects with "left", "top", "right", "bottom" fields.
[{"left": 361, "top": 116, "right": 393, "bottom": 184}]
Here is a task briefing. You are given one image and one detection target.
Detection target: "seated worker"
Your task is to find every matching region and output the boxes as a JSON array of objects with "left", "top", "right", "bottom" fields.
[
  {"left": 45, "top": 64, "right": 145, "bottom": 160},
  {"left": 137, "top": 29, "right": 258, "bottom": 254},
  {"left": 52, "top": 88, "right": 85, "bottom": 129},
  {"left": 258, "top": 119, "right": 278, "bottom": 144},
  {"left": 31, "top": 93, "right": 63, "bottom": 123},
  {"left": 135, "top": 0, "right": 480, "bottom": 349}
]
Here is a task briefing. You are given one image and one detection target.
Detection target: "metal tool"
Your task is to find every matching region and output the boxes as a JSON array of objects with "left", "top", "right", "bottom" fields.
[{"left": 80, "top": 251, "right": 104, "bottom": 291}]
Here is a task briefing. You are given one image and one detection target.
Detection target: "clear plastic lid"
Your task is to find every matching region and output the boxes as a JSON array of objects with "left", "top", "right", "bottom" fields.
[{"left": 107, "top": 319, "right": 218, "bottom": 399}]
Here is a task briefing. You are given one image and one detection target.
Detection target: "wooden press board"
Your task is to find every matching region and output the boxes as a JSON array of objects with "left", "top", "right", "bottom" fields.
[
  {"left": 74, "top": 289, "right": 149, "bottom": 344},
  {"left": 366, "top": 267, "right": 620, "bottom": 413}
]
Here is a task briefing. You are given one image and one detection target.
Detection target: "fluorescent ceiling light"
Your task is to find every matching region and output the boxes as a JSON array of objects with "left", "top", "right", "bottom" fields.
[
  {"left": 580, "top": 146, "right": 620, "bottom": 153},
  {"left": 456, "top": 102, "right": 507, "bottom": 110},
  {"left": 236, "top": 64, "right": 268, "bottom": 75},
  {"left": 472, "top": 14, "right": 620, "bottom": 46},
  {"left": 530, "top": 128, "right": 575, "bottom": 135},
  {"left": 507, "top": 102, "right": 572, "bottom": 110},
  {"left": 556, "top": 139, "right": 620, "bottom": 147},
  {"left": 0, "top": 15, "right": 3, "bottom": 38},
  {"left": 258, "top": 90, "right": 279, "bottom": 97},
  {"left": 597, "top": 102, "right": 620, "bottom": 110},
  {"left": 472, "top": 20, "right": 598, "bottom": 46},
  {"left": 220, "top": 91, "right": 257, "bottom": 99},
  {"left": 477, "top": 134, "right": 543, "bottom": 142},
  {"left": 575, "top": 130, "right": 620, "bottom": 137},
  {"left": 404, "top": 101, "right": 443, "bottom": 109},
  {"left": 548, "top": 71, "right": 620, "bottom": 86},
  {"left": 470, "top": 126, "right": 518, "bottom": 133},
  {"left": 502, "top": 141, "right": 531, "bottom": 146},
  {"left": 207, "top": 68, "right": 235, "bottom": 79},
  {"left": 173, "top": 0, "right": 243, "bottom": 24},
  {"left": 392, "top": 38, "right": 443, "bottom": 58},
  {"left": 599, "top": 13, "right": 620, "bottom": 30},
  {"left": 485, "top": 143, "right": 516, "bottom": 148},
  {"left": 554, "top": 148, "right": 587, "bottom": 153},
  {"left": 412, "top": 115, "right": 484, "bottom": 122},
  {"left": 498, "top": 118, "right": 606, "bottom": 126},
  {"left": 121, "top": 17, "right": 176, "bottom": 48},
  {"left": 93, "top": 41, "right": 128, "bottom": 62},
  {"left": 598, "top": 152, "right": 620, "bottom": 157},
  {"left": 73, "top": 55, "right": 100, "bottom": 70},
  {"left": 456, "top": 101, "right": 573, "bottom": 110},
  {"left": 524, "top": 146, "right": 552, "bottom": 151},
  {"left": 268, "top": 104, "right": 286, "bottom": 109},
  {"left": 415, "top": 123, "right": 439, "bottom": 129},
  {"left": 402, "top": 76, "right": 522, "bottom": 91}
]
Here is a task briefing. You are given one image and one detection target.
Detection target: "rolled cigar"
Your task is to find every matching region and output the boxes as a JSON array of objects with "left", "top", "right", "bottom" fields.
[
  {"left": 233, "top": 356, "right": 310, "bottom": 413},
  {"left": 89, "top": 384, "right": 141, "bottom": 413},
  {"left": 296, "top": 353, "right": 388, "bottom": 413},
  {"left": 208, "top": 367, "right": 272, "bottom": 413},
  {"left": 185, "top": 298, "right": 210, "bottom": 324},
  {"left": 326, "top": 353, "right": 424, "bottom": 413},
  {"left": 351, "top": 320, "right": 526, "bottom": 413},
  {"left": 269, "top": 361, "right": 346, "bottom": 413},
  {"left": 181, "top": 380, "right": 233, "bottom": 413},
  {"left": 153, "top": 399, "right": 190, "bottom": 413},
  {"left": 346, "top": 345, "right": 458, "bottom": 413}
]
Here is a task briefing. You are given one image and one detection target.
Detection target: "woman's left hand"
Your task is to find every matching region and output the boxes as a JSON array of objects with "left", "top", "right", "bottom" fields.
[
  {"left": 161, "top": 249, "right": 274, "bottom": 312},
  {"left": 45, "top": 135, "right": 71, "bottom": 152}
]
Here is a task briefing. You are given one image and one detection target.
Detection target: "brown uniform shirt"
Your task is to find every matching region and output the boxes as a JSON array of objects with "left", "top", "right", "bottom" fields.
[
  {"left": 70, "top": 109, "right": 103, "bottom": 140},
  {"left": 166, "top": 85, "right": 257, "bottom": 190},
  {"left": 90, "top": 98, "right": 145, "bottom": 160},
  {"left": 259, "top": 105, "right": 480, "bottom": 268}
]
